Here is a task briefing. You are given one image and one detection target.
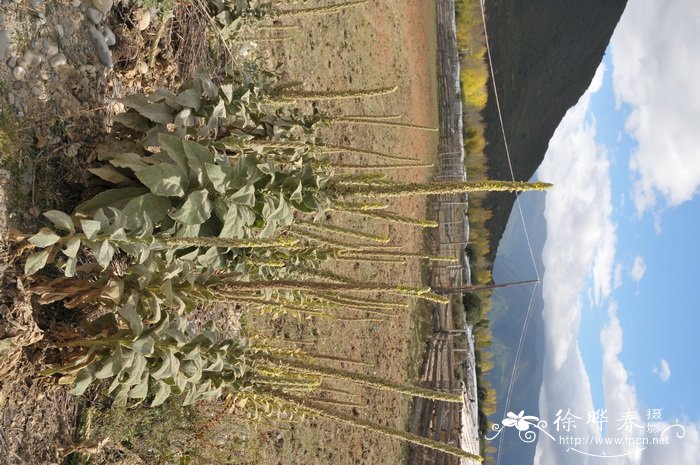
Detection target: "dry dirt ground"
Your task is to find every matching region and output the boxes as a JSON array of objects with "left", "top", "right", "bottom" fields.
[{"left": 0, "top": 1, "right": 439, "bottom": 464}]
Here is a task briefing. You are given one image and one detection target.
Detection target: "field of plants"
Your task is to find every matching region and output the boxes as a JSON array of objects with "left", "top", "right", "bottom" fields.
[{"left": 0, "top": 1, "right": 547, "bottom": 464}]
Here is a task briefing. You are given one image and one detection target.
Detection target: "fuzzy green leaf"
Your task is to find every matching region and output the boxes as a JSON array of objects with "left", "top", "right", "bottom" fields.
[
  {"left": 95, "top": 240, "right": 115, "bottom": 269},
  {"left": 204, "top": 163, "right": 228, "bottom": 194},
  {"left": 94, "top": 353, "right": 122, "bottom": 379},
  {"left": 135, "top": 164, "right": 187, "bottom": 197},
  {"left": 229, "top": 184, "right": 255, "bottom": 206},
  {"left": 109, "top": 152, "right": 149, "bottom": 172},
  {"left": 80, "top": 219, "right": 102, "bottom": 241},
  {"left": 151, "top": 380, "right": 171, "bottom": 407},
  {"left": 113, "top": 111, "right": 151, "bottom": 132},
  {"left": 62, "top": 236, "right": 81, "bottom": 258},
  {"left": 75, "top": 187, "right": 147, "bottom": 215},
  {"left": 28, "top": 228, "right": 61, "bottom": 248},
  {"left": 69, "top": 366, "right": 95, "bottom": 396},
  {"left": 121, "top": 95, "right": 174, "bottom": 124},
  {"left": 169, "top": 189, "right": 212, "bottom": 225},
  {"left": 64, "top": 256, "right": 78, "bottom": 277},
  {"left": 129, "top": 371, "right": 150, "bottom": 399},
  {"left": 183, "top": 140, "right": 214, "bottom": 185},
  {"left": 88, "top": 165, "right": 132, "bottom": 184},
  {"left": 24, "top": 249, "right": 51, "bottom": 275},
  {"left": 175, "top": 89, "right": 201, "bottom": 111},
  {"left": 122, "top": 193, "right": 172, "bottom": 229},
  {"left": 158, "top": 134, "right": 189, "bottom": 174},
  {"left": 132, "top": 336, "right": 155, "bottom": 355},
  {"left": 118, "top": 297, "right": 144, "bottom": 337},
  {"left": 44, "top": 210, "right": 75, "bottom": 232}
]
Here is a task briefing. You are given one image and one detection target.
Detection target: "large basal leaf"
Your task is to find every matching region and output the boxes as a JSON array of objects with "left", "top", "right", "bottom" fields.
[
  {"left": 158, "top": 133, "right": 189, "bottom": 175},
  {"left": 182, "top": 140, "right": 214, "bottom": 185},
  {"left": 75, "top": 187, "right": 147, "bottom": 215},
  {"left": 113, "top": 110, "right": 151, "bottom": 132},
  {"left": 169, "top": 189, "right": 212, "bottom": 225},
  {"left": 135, "top": 164, "right": 187, "bottom": 197},
  {"left": 204, "top": 163, "right": 228, "bottom": 194},
  {"left": 229, "top": 184, "right": 255, "bottom": 206},
  {"left": 121, "top": 95, "right": 174, "bottom": 124},
  {"left": 174, "top": 88, "right": 201, "bottom": 111},
  {"left": 108, "top": 152, "right": 149, "bottom": 172},
  {"left": 122, "top": 193, "right": 172, "bottom": 229},
  {"left": 88, "top": 165, "right": 133, "bottom": 185}
]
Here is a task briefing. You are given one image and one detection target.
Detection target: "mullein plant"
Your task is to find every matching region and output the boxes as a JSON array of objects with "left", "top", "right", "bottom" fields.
[{"left": 22, "top": 66, "right": 545, "bottom": 461}]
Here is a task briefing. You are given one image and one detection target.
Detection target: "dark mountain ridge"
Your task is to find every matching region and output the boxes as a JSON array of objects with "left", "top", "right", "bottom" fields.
[{"left": 480, "top": 0, "right": 628, "bottom": 265}]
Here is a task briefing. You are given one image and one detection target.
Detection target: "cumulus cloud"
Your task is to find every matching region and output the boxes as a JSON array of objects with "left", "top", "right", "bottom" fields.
[
  {"left": 629, "top": 256, "right": 647, "bottom": 283},
  {"left": 534, "top": 65, "right": 615, "bottom": 464},
  {"left": 611, "top": 0, "right": 700, "bottom": 214},
  {"left": 536, "top": 62, "right": 616, "bottom": 370},
  {"left": 652, "top": 359, "right": 671, "bottom": 382}
]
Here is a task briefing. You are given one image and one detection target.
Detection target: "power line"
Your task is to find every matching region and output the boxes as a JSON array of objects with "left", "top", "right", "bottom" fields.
[{"left": 476, "top": 2, "right": 545, "bottom": 465}]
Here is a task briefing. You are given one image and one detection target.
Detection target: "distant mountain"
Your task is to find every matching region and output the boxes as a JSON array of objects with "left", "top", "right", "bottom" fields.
[
  {"left": 480, "top": 0, "right": 627, "bottom": 265},
  {"left": 487, "top": 192, "right": 546, "bottom": 465}
]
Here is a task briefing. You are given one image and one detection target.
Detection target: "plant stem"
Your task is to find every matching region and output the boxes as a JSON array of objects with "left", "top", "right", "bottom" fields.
[
  {"left": 335, "top": 180, "right": 553, "bottom": 197},
  {"left": 261, "top": 356, "right": 462, "bottom": 403},
  {"left": 276, "top": 394, "right": 482, "bottom": 461}
]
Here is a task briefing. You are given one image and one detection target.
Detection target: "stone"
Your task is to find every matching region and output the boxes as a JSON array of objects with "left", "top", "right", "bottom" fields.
[
  {"left": 6, "top": 55, "right": 15, "bottom": 68},
  {"left": 71, "top": 0, "right": 81, "bottom": 7},
  {"left": 55, "top": 24, "right": 65, "bottom": 39},
  {"left": 134, "top": 8, "right": 151, "bottom": 31},
  {"left": 86, "top": 7, "right": 103, "bottom": 25},
  {"left": 12, "top": 66, "right": 26, "bottom": 81},
  {"left": 43, "top": 41, "right": 59, "bottom": 57},
  {"left": 50, "top": 53, "right": 67, "bottom": 69},
  {"left": 90, "top": 0, "right": 112, "bottom": 15},
  {"left": 87, "top": 24, "right": 112, "bottom": 67},
  {"left": 102, "top": 25, "right": 116, "bottom": 46},
  {"left": 0, "top": 30, "right": 9, "bottom": 61},
  {"left": 7, "top": 92, "right": 14, "bottom": 105},
  {"left": 20, "top": 50, "right": 42, "bottom": 67}
]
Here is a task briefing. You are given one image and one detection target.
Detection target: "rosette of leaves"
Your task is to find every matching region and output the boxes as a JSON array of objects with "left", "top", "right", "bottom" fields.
[
  {"left": 46, "top": 309, "right": 252, "bottom": 407},
  {"left": 86, "top": 134, "right": 331, "bottom": 240},
  {"left": 205, "top": 0, "right": 274, "bottom": 39},
  {"left": 23, "top": 208, "right": 161, "bottom": 278},
  {"left": 111, "top": 67, "right": 324, "bottom": 151}
]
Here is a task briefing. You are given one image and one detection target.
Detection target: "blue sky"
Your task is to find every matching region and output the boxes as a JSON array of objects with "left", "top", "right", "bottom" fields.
[
  {"left": 529, "top": 1, "right": 700, "bottom": 463},
  {"left": 577, "top": 51, "right": 700, "bottom": 425}
]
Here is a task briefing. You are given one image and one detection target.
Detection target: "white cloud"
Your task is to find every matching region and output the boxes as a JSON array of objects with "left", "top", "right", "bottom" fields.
[
  {"left": 652, "top": 359, "right": 671, "bottom": 382},
  {"left": 629, "top": 256, "right": 647, "bottom": 283},
  {"left": 534, "top": 67, "right": 615, "bottom": 464},
  {"left": 536, "top": 62, "right": 616, "bottom": 370},
  {"left": 614, "top": 263, "right": 624, "bottom": 289},
  {"left": 611, "top": 0, "right": 700, "bottom": 214}
]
